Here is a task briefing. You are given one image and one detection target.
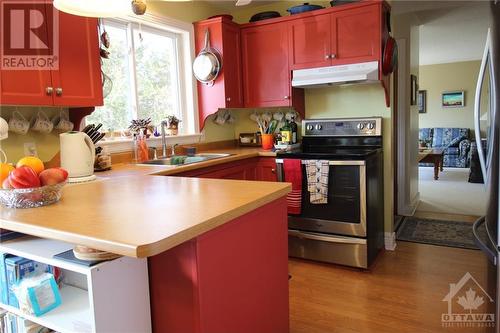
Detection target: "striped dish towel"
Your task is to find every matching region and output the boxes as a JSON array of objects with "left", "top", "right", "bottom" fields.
[
  {"left": 305, "top": 160, "right": 329, "bottom": 204},
  {"left": 284, "top": 159, "right": 302, "bottom": 215}
]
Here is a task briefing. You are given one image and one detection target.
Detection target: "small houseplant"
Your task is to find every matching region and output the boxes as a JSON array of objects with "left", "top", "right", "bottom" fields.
[{"left": 165, "top": 115, "right": 181, "bottom": 136}]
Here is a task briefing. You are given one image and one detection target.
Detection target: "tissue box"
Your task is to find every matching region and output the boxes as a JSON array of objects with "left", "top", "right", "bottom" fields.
[{"left": 5, "top": 257, "right": 49, "bottom": 308}]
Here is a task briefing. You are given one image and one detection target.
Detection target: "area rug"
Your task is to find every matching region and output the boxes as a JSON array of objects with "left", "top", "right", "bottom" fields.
[{"left": 397, "top": 216, "right": 485, "bottom": 250}]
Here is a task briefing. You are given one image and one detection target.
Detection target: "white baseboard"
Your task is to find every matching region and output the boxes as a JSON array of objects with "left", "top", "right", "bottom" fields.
[{"left": 384, "top": 232, "right": 397, "bottom": 251}]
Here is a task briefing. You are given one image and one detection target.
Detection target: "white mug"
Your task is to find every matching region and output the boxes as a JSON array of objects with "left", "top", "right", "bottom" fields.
[
  {"left": 8, "top": 111, "right": 30, "bottom": 135},
  {"left": 53, "top": 110, "right": 74, "bottom": 132},
  {"left": 31, "top": 110, "right": 54, "bottom": 134}
]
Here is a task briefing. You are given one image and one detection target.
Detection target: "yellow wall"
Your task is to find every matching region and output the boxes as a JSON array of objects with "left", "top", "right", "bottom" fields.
[
  {"left": 229, "top": 1, "right": 331, "bottom": 24},
  {"left": 419, "top": 60, "right": 480, "bottom": 134},
  {"left": 0, "top": 107, "right": 64, "bottom": 163},
  {"left": 147, "top": 1, "right": 220, "bottom": 22}
]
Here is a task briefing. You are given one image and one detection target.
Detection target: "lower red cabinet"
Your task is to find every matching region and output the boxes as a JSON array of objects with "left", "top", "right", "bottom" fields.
[
  {"left": 256, "top": 158, "right": 278, "bottom": 182},
  {"left": 174, "top": 157, "right": 277, "bottom": 182}
]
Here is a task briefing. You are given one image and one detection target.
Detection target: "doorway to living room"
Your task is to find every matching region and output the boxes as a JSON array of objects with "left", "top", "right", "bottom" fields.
[
  {"left": 415, "top": 5, "right": 489, "bottom": 220},
  {"left": 393, "top": 1, "right": 491, "bottom": 250}
]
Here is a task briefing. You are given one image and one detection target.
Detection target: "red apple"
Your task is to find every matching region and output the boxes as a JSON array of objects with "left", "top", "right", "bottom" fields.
[
  {"left": 39, "top": 168, "right": 68, "bottom": 186},
  {"left": 57, "top": 167, "right": 69, "bottom": 181},
  {"left": 2, "top": 177, "right": 13, "bottom": 189},
  {"left": 9, "top": 166, "right": 41, "bottom": 189}
]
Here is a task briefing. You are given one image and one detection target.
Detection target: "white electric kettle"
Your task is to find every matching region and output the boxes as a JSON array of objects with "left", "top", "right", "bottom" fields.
[{"left": 60, "top": 131, "right": 96, "bottom": 182}]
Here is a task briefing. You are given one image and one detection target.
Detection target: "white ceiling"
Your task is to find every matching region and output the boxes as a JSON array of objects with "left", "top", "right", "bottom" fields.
[{"left": 392, "top": 1, "right": 492, "bottom": 66}]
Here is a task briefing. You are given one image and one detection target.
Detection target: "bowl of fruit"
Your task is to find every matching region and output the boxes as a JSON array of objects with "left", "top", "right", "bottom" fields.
[{"left": 0, "top": 157, "right": 68, "bottom": 209}]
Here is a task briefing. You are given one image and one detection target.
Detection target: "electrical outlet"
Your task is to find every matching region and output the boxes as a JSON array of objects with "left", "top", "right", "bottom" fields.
[{"left": 23, "top": 142, "right": 38, "bottom": 157}]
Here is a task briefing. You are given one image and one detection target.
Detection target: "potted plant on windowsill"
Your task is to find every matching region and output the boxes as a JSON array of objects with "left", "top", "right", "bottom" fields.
[{"left": 165, "top": 115, "right": 181, "bottom": 136}]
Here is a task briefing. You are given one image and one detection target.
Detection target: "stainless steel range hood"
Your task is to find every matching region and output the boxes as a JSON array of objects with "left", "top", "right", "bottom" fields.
[{"left": 291, "top": 61, "right": 379, "bottom": 88}]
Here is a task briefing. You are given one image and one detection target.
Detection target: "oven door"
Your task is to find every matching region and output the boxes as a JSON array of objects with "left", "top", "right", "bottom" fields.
[{"left": 276, "top": 159, "right": 367, "bottom": 237}]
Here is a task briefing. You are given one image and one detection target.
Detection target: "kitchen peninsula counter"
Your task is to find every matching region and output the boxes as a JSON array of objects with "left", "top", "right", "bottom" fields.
[{"left": 0, "top": 175, "right": 290, "bottom": 258}]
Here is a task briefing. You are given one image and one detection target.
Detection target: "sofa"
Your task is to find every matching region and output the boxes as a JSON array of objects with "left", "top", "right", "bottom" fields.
[{"left": 419, "top": 128, "right": 471, "bottom": 168}]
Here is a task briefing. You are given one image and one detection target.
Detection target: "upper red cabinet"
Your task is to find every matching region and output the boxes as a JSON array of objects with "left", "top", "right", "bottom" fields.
[
  {"left": 194, "top": 17, "right": 243, "bottom": 129},
  {"left": 0, "top": 3, "right": 103, "bottom": 107},
  {"left": 52, "top": 10, "right": 103, "bottom": 107},
  {"left": 288, "top": 14, "right": 332, "bottom": 70},
  {"left": 332, "top": 5, "right": 381, "bottom": 65},
  {"left": 241, "top": 23, "right": 289, "bottom": 107},
  {"left": 289, "top": 3, "right": 382, "bottom": 70},
  {"left": 241, "top": 22, "right": 304, "bottom": 114}
]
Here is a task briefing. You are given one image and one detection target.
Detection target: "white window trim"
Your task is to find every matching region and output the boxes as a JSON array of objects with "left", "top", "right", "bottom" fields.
[{"left": 95, "top": 12, "right": 201, "bottom": 154}]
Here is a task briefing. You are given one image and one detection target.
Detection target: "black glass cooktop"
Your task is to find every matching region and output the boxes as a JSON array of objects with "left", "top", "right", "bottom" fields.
[{"left": 276, "top": 148, "right": 382, "bottom": 160}]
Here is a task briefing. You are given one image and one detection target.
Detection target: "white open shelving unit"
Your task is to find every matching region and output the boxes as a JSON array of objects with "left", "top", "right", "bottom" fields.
[{"left": 0, "top": 236, "right": 151, "bottom": 333}]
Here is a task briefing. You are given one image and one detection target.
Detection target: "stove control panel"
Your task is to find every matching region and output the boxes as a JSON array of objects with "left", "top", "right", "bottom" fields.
[{"left": 302, "top": 117, "right": 382, "bottom": 137}]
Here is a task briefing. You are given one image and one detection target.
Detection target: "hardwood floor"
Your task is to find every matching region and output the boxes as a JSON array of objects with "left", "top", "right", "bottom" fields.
[{"left": 289, "top": 242, "right": 492, "bottom": 333}]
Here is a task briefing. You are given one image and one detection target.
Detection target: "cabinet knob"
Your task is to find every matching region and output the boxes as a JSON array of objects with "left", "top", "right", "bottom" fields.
[
  {"left": 325, "top": 55, "right": 330, "bottom": 60},
  {"left": 284, "top": 95, "right": 290, "bottom": 100},
  {"left": 46, "top": 87, "right": 53, "bottom": 96},
  {"left": 331, "top": 54, "right": 337, "bottom": 59},
  {"left": 271, "top": 168, "right": 276, "bottom": 174},
  {"left": 55, "top": 87, "right": 63, "bottom": 96},
  {"left": 226, "top": 97, "right": 231, "bottom": 102}
]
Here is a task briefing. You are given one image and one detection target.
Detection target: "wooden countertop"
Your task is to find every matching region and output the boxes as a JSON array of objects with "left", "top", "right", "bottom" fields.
[{"left": 0, "top": 148, "right": 289, "bottom": 258}]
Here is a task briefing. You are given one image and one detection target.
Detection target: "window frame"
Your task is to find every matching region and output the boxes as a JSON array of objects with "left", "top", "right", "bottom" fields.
[{"left": 91, "top": 12, "right": 201, "bottom": 152}]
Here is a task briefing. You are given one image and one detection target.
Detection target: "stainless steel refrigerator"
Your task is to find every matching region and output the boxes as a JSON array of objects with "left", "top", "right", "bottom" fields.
[{"left": 472, "top": 1, "right": 500, "bottom": 332}]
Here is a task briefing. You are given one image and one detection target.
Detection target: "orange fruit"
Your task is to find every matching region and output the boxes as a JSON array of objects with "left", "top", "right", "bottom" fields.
[
  {"left": 16, "top": 156, "right": 45, "bottom": 175},
  {"left": 0, "top": 163, "right": 15, "bottom": 184}
]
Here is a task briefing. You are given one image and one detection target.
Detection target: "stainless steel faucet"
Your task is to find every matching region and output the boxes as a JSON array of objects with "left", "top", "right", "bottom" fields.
[
  {"left": 160, "top": 120, "right": 169, "bottom": 158},
  {"left": 160, "top": 120, "right": 179, "bottom": 158}
]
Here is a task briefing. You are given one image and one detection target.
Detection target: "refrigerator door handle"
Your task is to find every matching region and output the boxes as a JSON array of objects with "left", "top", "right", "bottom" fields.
[
  {"left": 474, "top": 29, "right": 491, "bottom": 182},
  {"left": 472, "top": 216, "right": 497, "bottom": 265}
]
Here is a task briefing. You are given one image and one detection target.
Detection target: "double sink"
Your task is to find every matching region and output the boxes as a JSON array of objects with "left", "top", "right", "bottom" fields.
[{"left": 138, "top": 153, "right": 232, "bottom": 167}]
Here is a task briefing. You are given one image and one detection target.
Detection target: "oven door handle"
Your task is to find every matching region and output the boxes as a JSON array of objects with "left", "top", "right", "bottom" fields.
[
  {"left": 276, "top": 159, "right": 365, "bottom": 166},
  {"left": 288, "top": 230, "right": 367, "bottom": 245}
]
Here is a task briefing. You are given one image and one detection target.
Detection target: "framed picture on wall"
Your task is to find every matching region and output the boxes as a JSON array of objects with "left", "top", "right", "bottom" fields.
[
  {"left": 442, "top": 91, "right": 465, "bottom": 108},
  {"left": 418, "top": 90, "right": 426, "bottom": 113},
  {"left": 410, "top": 75, "right": 418, "bottom": 105}
]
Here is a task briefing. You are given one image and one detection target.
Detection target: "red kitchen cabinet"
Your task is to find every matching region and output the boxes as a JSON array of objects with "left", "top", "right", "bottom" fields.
[
  {"left": 0, "top": 3, "right": 102, "bottom": 107},
  {"left": 289, "top": 3, "right": 382, "bottom": 70},
  {"left": 52, "top": 10, "right": 103, "bottom": 107},
  {"left": 241, "top": 23, "right": 304, "bottom": 115},
  {"left": 288, "top": 14, "right": 332, "bottom": 70},
  {"left": 332, "top": 5, "right": 381, "bottom": 66},
  {"left": 194, "top": 17, "right": 243, "bottom": 129},
  {"left": 256, "top": 158, "right": 278, "bottom": 182},
  {"left": 175, "top": 158, "right": 258, "bottom": 181}
]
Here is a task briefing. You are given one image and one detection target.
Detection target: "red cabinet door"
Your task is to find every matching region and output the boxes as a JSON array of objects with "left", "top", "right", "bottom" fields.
[
  {"left": 241, "top": 23, "right": 291, "bottom": 108},
  {"left": 289, "top": 14, "right": 332, "bottom": 70},
  {"left": 256, "top": 158, "right": 277, "bottom": 182},
  {"left": 0, "top": 1, "right": 53, "bottom": 106},
  {"left": 0, "top": 69, "right": 53, "bottom": 106},
  {"left": 222, "top": 22, "right": 243, "bottom": 109},
  {"left": 331, "top": 5, "right": 381, "bottom": 65},
  {"left": 51, "top": 9, "right": 103, "bottom": 107},
  {"left": 195, "top": 18, "right": 242, "bottom": 129}
]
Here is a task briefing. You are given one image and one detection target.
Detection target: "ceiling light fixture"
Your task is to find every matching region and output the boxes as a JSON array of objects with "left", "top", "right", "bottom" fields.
[{"left": 53, "top": 0, "right": 130, "bottom": 18}]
